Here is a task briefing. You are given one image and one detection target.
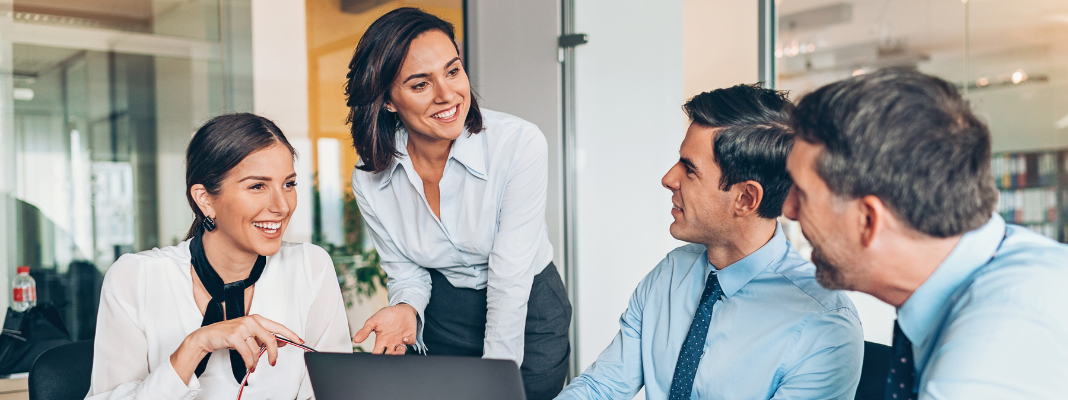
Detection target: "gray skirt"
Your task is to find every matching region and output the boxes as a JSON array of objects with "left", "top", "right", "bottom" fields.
[{"left": 422, "top": 262, "right": 572, "bottom": 400}]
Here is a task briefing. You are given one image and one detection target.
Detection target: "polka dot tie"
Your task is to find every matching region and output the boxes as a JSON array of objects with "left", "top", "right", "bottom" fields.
[
  {"left": 668, "top": 272, "right": 723, "bottom": 400},
  {"left": 885, "top": 320, "right": 917, "bottom": 400}
]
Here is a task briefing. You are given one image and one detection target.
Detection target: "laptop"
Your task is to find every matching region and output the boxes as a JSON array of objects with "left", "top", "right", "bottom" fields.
[{"left": 305, "top": 352, "right": 527, "bottom": 400}]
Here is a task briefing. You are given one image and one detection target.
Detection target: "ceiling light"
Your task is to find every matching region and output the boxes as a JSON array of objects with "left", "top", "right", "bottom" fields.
[
  {"left": 976, "top": 77, "right": 989, "bottom": 87},
  {"left": 13, "top": 88, "right": 33, "bottom": 101},
  {"left": 1011, "top": 70, "right": 1027, "bottom": 84},
  {"left": 852, "top": 69, "right": 866, "bottom": 76}
]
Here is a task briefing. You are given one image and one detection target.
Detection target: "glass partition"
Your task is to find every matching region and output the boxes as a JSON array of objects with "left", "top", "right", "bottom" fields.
[
  {"left": 10, "top": 0, "right": 221, "bottom": 40},
  {"left": 1, "top": 0, "right": 236, "bottom": 342},
  {"left": 774, "top": 0, "right": 1068, "bottom": 244}
]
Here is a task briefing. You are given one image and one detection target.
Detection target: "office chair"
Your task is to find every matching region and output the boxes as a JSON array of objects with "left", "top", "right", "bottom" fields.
[
  {"left": 855, "top": 341, "right": 892, "bottom": 400},
  {"left": 28, "top": 340, "right": 93, "bottom": 400}
]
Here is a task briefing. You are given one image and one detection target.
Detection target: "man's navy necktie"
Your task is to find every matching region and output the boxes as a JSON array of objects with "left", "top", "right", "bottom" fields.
[
  {"left": 668, "top": 271, "right": 723, "bottom": 400},
  {"left": 886, "top": 320, "right": 917, "bottom": 400}
]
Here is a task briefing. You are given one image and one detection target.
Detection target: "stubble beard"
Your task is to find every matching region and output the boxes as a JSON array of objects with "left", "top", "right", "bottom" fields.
[
  {"left": 811, "top": 245, "right": 853, "bottom": 290},
  {"left": 669, "top": 220, "right": 715, "bottom": 247}
]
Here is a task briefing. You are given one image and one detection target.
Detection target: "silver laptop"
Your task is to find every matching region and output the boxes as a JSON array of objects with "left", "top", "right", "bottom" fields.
[{"left": 305, "top": 352, "right": 527, "bottom": 400}]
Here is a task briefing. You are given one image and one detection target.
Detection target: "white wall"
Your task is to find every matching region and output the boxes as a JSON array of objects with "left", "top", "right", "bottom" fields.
[
  {"left": 250, "top": 0, "right": 313, "bottom": 243},
  {"left": 571, "top": 0, "right": 687, "bottom": 370},
  {"left": 251, "top": 0, "right": 308, "bottom": 136}
]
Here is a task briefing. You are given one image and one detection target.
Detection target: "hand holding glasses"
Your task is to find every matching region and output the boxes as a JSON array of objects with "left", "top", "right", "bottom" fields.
[
  {"left": 169, "top": 314, "right": 305, "bottom": 388},
  {"left": 237, "top": 333, "right": 317, "bottom": 399}
]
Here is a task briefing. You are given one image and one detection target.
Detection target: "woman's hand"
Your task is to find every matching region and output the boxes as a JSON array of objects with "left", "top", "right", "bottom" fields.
[
  {"left": 170, "top": 314, "right": 303, "bottom": 385},
  {"left": 352, "top": 304, "right": 418, "bottom": 355}
]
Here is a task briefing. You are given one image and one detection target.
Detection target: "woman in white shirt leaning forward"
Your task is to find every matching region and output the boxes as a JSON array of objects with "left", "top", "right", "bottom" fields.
[
  {"left": 346, "top": 8, "right": 572, "bottom": 400},
  {"left": 86, "top": 113, "right": 352, "bottom": 399},
  {"left": 346, "top": 7, "right": 572, "bottom": 400}
]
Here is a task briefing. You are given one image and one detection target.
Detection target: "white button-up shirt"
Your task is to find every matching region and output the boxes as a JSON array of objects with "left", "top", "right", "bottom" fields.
[
  {"left": 86, "top": 241, "right": 352, "bottom": 399},
  {"left": 351, "top": 109, "right": 554, "bottom": 365}
]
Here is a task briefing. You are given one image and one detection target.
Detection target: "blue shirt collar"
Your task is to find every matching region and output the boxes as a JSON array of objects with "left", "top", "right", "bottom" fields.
[
  {"left": 708, "top": 222, "right": 789, "bottom": 298},
  {"left": 378, "top": 126, "right": 486, "bottom": 189},
  {"left": 897, "top": 214, "right": 1006, "bottom": 347}
]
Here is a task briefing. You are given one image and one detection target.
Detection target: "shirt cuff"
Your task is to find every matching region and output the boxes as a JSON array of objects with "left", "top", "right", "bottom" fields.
[
  {"left": 483, "top": 326, "right": 524, "bottom": 365},
  {"left": 143, "top": 356, "right": 201, "bottom": 400}
]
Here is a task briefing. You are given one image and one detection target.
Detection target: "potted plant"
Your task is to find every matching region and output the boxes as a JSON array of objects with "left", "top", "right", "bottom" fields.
[{"left": 311, "top": 182, "right": 387, "bottom": 306}]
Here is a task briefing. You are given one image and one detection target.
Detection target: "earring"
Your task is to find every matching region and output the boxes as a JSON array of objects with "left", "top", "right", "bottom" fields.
[
  {"left": 202, "top": 215, "right": 217, "bottom": 232},
  {"left": 384, "top": 105, "right": 395, "bottom": 113}
]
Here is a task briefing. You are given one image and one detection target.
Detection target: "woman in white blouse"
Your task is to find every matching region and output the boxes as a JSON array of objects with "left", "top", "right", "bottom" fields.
[
  {"left": 345, "top": 8, "right": 572, "bottom": 400},
  {"left": 86, "top": 113, "right": 352, "bottom": 399}
]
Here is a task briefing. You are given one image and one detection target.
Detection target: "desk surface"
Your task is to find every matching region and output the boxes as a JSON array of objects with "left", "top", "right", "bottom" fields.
[{"left": 0, "top": 377, "right": 27, "bottom": 399}]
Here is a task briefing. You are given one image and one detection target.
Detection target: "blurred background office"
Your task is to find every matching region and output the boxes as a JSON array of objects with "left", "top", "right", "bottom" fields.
[{"left": 0, "top": 0, "right": 1066, "bottom": 394}]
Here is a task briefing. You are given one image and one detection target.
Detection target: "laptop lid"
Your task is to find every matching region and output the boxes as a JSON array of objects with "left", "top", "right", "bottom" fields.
[{"left": 305, "top": 352, "right": 527, "bottom": 400}]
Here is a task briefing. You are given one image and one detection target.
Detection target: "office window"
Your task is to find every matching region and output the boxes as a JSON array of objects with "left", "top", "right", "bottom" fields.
[
  {"left": 774, "top": 0, "right": 1068, "bottom": 243},
  {"left": 1, "top": 0, "right": 241, "bottom": 341}
]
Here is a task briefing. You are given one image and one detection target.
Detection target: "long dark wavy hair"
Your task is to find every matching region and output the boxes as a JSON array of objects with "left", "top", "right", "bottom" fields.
[
  {"left": 184, "top": 113, "right": 296, "bottom": 239},
  {"left": 345, "top": 7, "right": 483, "bottom": 174}
]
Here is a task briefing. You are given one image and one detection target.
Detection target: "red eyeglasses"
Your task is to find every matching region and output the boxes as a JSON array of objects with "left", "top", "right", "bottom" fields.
[{"left": 237, "top": 333, "right": 317, "bottom": 400}]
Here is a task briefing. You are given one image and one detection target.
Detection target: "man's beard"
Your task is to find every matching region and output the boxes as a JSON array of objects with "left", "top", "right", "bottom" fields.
[{"left": 811, "top": 245, "right": 852, "bottom": 290}]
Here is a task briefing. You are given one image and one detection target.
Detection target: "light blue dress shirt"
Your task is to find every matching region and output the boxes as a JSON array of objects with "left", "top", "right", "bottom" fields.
[
  {"left": 351, "top": 109, "right": 554, "bottom": 364},
  {"left": 898, "top": 214, "right": 1068, "bottom": 399},
  {"left": 558, "top": 224, "right": 864, "bottom": 400}
]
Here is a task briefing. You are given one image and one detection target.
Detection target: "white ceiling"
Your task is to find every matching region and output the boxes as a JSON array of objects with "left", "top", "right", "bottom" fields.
[
  {"left": 14, "top": 0, "right": 155, "bottom": 22},
  {"left": 776, "top": 0, "right": 1068, "bottom": 152},
  {"left": 777, "top": 0, "right": 1068, "bottom": 72}
]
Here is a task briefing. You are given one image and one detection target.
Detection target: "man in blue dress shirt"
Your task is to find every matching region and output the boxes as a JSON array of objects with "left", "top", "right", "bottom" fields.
[
  {"left": 784, "top": 68, "right": 1068, "bottom": 400},
  {"left": 557, "top": 84, "right": 864, "bottom": 400}
]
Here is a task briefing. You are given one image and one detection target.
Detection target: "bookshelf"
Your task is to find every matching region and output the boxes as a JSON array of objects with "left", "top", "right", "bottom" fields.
[{"left": 992, "top": 150, "right": 1066, "bottom": 242}]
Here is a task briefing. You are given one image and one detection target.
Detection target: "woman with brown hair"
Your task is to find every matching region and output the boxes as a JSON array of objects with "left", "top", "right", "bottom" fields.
[
  {"left": 87, "top": 113, "right": 351, "bottom": 399},
  {"left": 346, "top": 8, "right": 571, "bottom": 400}
]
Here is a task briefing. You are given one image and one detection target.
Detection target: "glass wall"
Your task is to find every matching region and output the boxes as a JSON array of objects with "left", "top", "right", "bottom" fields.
[
  {"left": 774, "top": 0, "right": 1068, "bottom": 244},
  {"left": 0, "top": 0, "right": 244, "bottom": 341}
]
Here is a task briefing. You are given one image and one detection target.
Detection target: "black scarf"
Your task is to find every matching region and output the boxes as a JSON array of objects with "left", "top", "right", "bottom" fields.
[{"left": 189, "top": 227, "right": 267, "bottom": 383}]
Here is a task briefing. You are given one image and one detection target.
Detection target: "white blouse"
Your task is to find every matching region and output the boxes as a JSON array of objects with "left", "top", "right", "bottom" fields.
[
  {"left": 351, "top": 109, "right": 553, "bottom": 365},
  {"left": 86, "top": 241, "right": 352, "bottom": 400}
]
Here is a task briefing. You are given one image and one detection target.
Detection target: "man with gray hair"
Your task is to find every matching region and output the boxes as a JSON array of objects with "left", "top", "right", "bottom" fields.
[{"left": 784, "top": 67, "right": 1068, "bottom": 399}]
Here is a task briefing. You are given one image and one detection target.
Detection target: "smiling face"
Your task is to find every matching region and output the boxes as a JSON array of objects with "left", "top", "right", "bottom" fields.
[
  {"left": 386, "top": 30, "right": 470, "bottom": 143},
  {"left": 783, "top": 139, "right": 868, "bottom": 290},
  {"left": 195, "top": 143, "right": 297, "bottom": 257},
  {"left": 661, "top": 123, "right": 737, "bottom": 246}
]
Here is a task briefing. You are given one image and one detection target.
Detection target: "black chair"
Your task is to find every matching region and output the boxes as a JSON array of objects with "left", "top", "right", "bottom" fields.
[
  {"left": 28, "top": 340, "right": 93, "bottom": 400},
  {"left": 855, "top": 341, "right": 892, "bottom": 400}
]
